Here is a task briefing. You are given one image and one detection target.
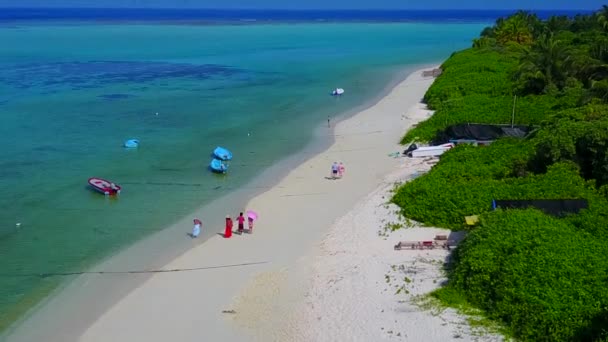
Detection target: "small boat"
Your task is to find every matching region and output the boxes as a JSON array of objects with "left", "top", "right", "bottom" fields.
[
  {"left": 123, "top": 139, "right": 139, "bottom": 148},
  {"left": 213, "top": 146, "right": 232, "bottom": 161},
  {"left": 409, "top": 143, "right": 455, "bottom": 158},
  {"left": 210, "top": 158, "right": 228, "bottom": 173},
  {"left": 88, "top": 177, "right": 121, "bottom": 195},
  {"left": 331, "top": 88, "right": 345, "bottom": 96}
]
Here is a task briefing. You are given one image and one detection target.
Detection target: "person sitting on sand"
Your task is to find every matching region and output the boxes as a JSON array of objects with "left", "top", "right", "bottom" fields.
[{"left": 224, "top": 215, "right": 233, "bottom": 238}]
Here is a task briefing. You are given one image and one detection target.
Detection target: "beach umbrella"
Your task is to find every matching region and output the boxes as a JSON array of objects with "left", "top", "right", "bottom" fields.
[
  {"left": 193, "top": 218, "right": 202, "bottom": 225},
  {"left": 246, "top": 210, "right": 258, "bottom": 221}
]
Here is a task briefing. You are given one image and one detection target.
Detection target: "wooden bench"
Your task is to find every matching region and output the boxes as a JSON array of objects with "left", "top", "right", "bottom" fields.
[{"left": 394, "top": 240, "right": 458, "bottom": 250}]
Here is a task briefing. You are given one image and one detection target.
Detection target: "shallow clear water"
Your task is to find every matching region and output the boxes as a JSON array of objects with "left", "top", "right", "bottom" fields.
[{"left": 0, "top": 21, "right": 486, "bottom": 328}]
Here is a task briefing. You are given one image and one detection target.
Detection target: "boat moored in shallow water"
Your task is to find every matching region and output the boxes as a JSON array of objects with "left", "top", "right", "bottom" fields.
[
  {"left": 123, "top": 139, "right": 139, "bottom": 148},
  {"left": 331, "top": 88, "right": 345, "bottom": 96},
  {"left": 88, "top": 177, "right": 121, "bottom": 195},
  {"left": 213, "top": 146, "right": 232, "bottom": 161},
  {"left": 210, "top": 159, "right": 228, "bottom": 173}
]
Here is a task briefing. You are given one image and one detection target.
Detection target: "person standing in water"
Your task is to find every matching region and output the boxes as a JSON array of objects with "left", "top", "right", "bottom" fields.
[
  {"left": 237, "top": 212, "right": 245, "bottom": 235},
  {"left": 224, "top": 215, "right": 233, "bottom": 238},
  {"left": 327, "top": 116, "right": 331, "bottom": 128}
]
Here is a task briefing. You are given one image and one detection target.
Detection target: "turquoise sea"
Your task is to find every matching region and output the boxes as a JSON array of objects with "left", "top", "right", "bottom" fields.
[{"left": 0, "top": 15, "right": 487, "bottom": 329}]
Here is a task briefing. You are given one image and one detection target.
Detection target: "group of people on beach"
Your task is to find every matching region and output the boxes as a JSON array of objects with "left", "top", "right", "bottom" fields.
[
  {"left": 190, "top": 212, "right": 254, "bottom": 239},
  {"left": 223, "top": 212, "right": 254, "bottom": 238},
  {"left": 330, "top": 161, "right": 346, "bottom": 179}
]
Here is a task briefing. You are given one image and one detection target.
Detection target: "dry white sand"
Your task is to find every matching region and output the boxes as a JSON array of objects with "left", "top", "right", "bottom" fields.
[
  {"left": 5, "top": 66, "right": 496, "bottom": 342},
  {"left": 254, "top": 163, "right": 505, "bottom": 341}
]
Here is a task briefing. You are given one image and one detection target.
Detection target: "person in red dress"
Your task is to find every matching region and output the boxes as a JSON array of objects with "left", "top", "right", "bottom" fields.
[
  {"left": 224, "top": 215, "right": 233, "bottom": 238},
  {"left": 236, "top": 212, "right": 245, "bottom": 235}
]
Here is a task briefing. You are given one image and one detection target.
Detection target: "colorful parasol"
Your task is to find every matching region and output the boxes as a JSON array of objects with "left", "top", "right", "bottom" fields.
[{"left": 246, "top": 210, "right": 258, "bottom": 221}]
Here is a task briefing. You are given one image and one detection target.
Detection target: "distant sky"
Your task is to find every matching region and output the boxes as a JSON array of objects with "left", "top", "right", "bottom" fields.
[{"left": 0, "top": 0, "right": 604, "bottom": 10}]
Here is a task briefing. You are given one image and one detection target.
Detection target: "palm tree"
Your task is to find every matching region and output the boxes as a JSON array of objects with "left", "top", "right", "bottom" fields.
[
  {"left": 545, "top": 15, "right": 571, "bottom": 34},
  {"left": 596, "top": 5, "right": 608, "bottom": 31},
  {"left": 516, "top": 34, "right": 571, "bottom": 93},
  {"left": 495, "top": 14, "right": 533, "bottom": 45},
  {"left": 571, "top": 13, "right": 596, "bottom": 32}
]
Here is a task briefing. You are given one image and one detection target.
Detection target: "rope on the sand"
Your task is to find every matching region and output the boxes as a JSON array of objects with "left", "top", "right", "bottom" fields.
[
  {"left": 119, "top": 181, "right": 284, "bottom": 190},
  {"left": 280, "top": 192, "right": 328, "bottom": 197},
  {"left": 0, "top": 261, "right": 269, "bottom": 278}
]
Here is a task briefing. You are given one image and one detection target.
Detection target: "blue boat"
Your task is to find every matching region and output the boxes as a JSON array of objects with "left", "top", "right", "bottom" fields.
[
  {"left": 210, "top": 158, "right": 228, "bottom": 173},
  {"left": 213, "top": 146, "right": 232, "bottom": 161},
  {"left": 124, "top": 139, "right": 139, "bottom": 148}
]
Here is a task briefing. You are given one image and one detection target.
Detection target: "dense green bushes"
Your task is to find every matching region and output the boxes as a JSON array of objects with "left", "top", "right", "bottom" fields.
[
  {"left": 402, "top": 48, "right": 581, "bottom": 143},
  {"left": 424, "top": 48, "right": 517, "bottom": 107},
  {"left": 402, "top": 48, "right": 517, "bottom": 143},
  {"left": 393, "top": 7, "right": 608, "bottom": 342},
  {"left": 530, "top": 112, "right": 608, "bottom": 186},
  {"left": 392, "top": 142, "right": 602, "bottom": 229},
  {"left": 436, "top": 210, "right": 608, "bottom": 341}
]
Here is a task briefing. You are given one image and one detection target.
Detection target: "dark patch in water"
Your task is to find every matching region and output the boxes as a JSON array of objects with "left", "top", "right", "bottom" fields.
[
  {"left": 32, "top": 145, "right": 61, "bottom": 152},
  {"left": 0, "top": 160, "right": 42, "bottom": 168},
  {"left": 0, "top": 169, "right": 23, "bottom": 180},
  {"left": 99, "top": 93, "right": 135, "bottom": 101},
  {"left": 0, "top": 61, "right": 246, "bottom": 91}
]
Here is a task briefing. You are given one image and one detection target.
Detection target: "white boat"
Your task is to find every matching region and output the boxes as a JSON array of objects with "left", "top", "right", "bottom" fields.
[
  {"left": 410, "top": 143, "right": 455, "bottom": 158},
  {"left": 331, "top": 88, "right": 345, "bottom": 96}
]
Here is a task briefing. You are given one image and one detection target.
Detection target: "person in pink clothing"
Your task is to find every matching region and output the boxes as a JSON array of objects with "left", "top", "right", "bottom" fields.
[
  {"left": 236, "top": 212, "right": 245, "bottom": 235},
  {"left": 248, "top": 216, "right": 254, "bottom": 234},
  {"left": 338, "top": 162, "right": 345, "bottom": 178}
]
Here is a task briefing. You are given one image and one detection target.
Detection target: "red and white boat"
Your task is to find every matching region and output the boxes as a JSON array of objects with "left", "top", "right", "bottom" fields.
[{"left": 88, "top": 177, "right": 121, "bottom": 195}]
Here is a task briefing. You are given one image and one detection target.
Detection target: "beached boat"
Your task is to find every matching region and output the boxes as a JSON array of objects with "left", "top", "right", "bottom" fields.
[
  {"left": 210, "top": 158, "right": 228, "bottom": 173},
  {"left": 409, "top": 143, "right": 455, "bottom": 158},
  {"left": 331, "top": 88, "right": 345, "bottom": 96},
  {"left": 213, "top": 146, "right": 232, "bottom": 161},
  {"left": 88, "top": 177, "right": 121, "bottom": 195}
]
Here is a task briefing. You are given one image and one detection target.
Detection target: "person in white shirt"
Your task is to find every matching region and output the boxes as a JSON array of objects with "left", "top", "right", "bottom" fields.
[{"left": 191, "top": 219, "right": 201, "bottom": 238}]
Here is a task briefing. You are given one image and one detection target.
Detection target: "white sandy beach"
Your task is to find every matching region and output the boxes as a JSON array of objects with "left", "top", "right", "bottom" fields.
[
  {"left": 256, "top": 164, "right": 505, "bottom": 341},
  {"left": 6, "top": 66, "right": 499, "bottom": 342}
]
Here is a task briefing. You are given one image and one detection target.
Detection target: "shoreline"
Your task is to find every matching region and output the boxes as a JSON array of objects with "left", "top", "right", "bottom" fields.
[
  {"left": 3, "top": 63, "right": 434, "bottom": 342},
  {"left": 74, "top": 65, "right": 439, "bottom": 342}
]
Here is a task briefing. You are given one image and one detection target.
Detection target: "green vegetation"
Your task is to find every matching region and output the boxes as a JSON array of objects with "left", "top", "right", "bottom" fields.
[
  {"left": 393, "top": 7, "right": 608, "bottom": 341},
  {"left": 437, "top": 210, "right": 608, "bottom": 341}
]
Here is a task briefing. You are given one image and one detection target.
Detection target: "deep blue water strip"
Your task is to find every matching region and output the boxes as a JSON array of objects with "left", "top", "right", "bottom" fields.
[{"left": 0, "top": 8, "right": 592, "bottom": 23}]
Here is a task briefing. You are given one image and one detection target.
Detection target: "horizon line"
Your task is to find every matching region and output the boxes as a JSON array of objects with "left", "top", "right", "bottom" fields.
[{"left": 0, "top": 7, "right": 595, "bottom": 11}]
